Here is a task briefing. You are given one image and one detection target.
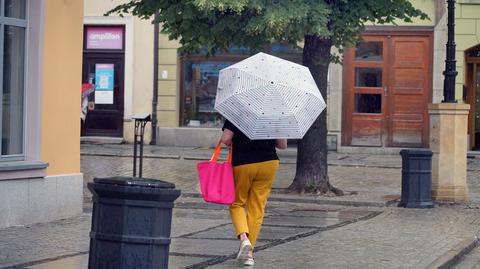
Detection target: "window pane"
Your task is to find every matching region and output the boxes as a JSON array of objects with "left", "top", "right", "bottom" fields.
[
  {"left": 3, "top": 26, "right": 25, "bottom": 155},
  {"left": 354, "top": 94, "right": 381, "bottom": 113},
  {"left": 355, "top": 42, "right": 382, "bottom": 61},
  {"left": 5, "top": 0, "right": 26, "bottom": 19},
  {"left": 355, "top": 68, "right": 382, "bottom": 87},
  {"left": 182, "top": 61, "right": 232, "bottom": 127}
]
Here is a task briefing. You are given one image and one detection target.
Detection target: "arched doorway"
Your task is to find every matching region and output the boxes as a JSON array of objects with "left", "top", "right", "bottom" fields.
[{"left": 465, "top": 45, "right": 480, "bottom": 150}]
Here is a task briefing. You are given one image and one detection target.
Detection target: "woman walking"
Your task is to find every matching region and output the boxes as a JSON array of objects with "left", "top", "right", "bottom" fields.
[{"left": 220, "top": 119, "right": 287, "bottom": 266}]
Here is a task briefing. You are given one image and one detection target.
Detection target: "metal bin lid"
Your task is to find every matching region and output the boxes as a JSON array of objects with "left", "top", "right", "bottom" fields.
[{"left": 93, "top": 176, "right": 176, "bottom": 189}]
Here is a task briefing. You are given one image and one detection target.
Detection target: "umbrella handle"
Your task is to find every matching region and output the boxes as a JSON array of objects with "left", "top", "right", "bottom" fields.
[{"left": 211, "top": 142, "right": 232, "bottom": 163}]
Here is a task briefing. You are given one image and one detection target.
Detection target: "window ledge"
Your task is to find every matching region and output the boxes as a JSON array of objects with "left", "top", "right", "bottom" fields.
[
  {"left": 0, "top": 161, "right": 48, "bottom": 180},
  {"left": 458, "top": 0, "right": 480, "bottom": 4},
  {"left": 0, "top": 160, "right": 48, "bottom": 171}
]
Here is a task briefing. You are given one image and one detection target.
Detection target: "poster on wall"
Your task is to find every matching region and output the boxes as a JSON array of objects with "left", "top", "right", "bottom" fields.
[{"left": 95, "top": 63, "right": 114, "bottom": 104}]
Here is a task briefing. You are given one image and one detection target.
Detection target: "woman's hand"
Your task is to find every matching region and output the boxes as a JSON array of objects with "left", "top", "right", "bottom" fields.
[
  {"left": 276, "top": 139, "right": 287, "bottom": 149},
  {"left": 220, "top": 128, "right": 234, "bottom": 146}
]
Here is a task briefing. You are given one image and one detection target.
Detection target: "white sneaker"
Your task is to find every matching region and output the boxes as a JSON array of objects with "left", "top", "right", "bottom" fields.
[
  {"left": 244, "top": 257, "right": 254, "bottom": 266},
  {"left": 236, "top": 239, "right": 252, "bottom": 260}
]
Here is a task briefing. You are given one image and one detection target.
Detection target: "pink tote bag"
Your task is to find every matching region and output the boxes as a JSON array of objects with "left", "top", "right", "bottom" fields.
[{"left": 196, "top": 142, "right": 235, "bottom": 205}]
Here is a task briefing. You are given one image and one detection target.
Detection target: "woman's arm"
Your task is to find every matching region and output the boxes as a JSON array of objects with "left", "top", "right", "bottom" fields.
[
  {"left": 220, "top": 128, "right": 234, "bottom": 146},
  {"left": 276, "top": 139, "right": 287, "bottom": 149}
]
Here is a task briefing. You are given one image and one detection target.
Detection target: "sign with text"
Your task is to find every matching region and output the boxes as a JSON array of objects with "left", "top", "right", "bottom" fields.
[
  {"left": 86, "top": 27, "right": 123, "bottom": 50},
  {"left": 95, "top": 63, "right": 114, "bottom": 104}
]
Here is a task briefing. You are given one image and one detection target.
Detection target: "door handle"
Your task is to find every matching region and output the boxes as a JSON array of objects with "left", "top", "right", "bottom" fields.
[{"left": 384, "top": 86, "right": 388, "bottom": 97}]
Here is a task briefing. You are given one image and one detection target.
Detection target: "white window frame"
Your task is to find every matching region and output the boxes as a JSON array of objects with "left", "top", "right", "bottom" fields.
[{"left": 0, "top": 0, "right": 47, "bottom": 180}]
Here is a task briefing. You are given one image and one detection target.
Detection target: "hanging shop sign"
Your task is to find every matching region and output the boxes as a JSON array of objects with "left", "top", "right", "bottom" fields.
[{"left": 86, "top": 27, "right": 123, "bottom": 50}]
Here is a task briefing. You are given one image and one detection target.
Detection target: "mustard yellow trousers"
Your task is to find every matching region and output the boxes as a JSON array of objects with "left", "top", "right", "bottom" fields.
[{"left": 229, "top": 160, "right": 279, "bottom": 248}]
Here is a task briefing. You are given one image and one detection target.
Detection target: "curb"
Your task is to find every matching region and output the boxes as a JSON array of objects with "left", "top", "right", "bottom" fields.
[
  {"left": 80, "top": 152, "right": 181, "bottom": 159},
  {"left": 81, "top": 152, "right": 404, "bottom": 169},
  {"left": 180, "top": 192, "right": 396, "bottom": 208},
  {"left": 426, "top": 236, "right": 479, "bottom": 269}
]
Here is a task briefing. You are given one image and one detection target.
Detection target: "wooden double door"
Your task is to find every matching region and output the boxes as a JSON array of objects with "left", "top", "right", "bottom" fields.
[{"left": 342, "top": 33, "right": 432, "bottom": 147}]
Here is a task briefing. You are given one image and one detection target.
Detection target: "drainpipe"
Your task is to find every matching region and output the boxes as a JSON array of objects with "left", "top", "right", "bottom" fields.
[{"left": 150, "top": 12, "right": 159, "bottom": 145}]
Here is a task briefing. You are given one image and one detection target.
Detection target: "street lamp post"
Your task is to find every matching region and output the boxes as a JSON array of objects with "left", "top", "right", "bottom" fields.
[{"left": 443, "top": 0, "right": 457, "bottom": 103}]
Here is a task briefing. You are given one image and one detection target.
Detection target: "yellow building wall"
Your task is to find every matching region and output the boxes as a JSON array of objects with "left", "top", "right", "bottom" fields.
[
  {"left": 158, "top": 34, "right": 180, "bottom": 127},
  {"left": 41, "top": 0, "right": 83, "bottom": 175},
  {"left": 454, "top": 1, "right": 480, "bottom": 100},
  {"left": 395, "top": 0, "right": 436, "bottom": 26}
]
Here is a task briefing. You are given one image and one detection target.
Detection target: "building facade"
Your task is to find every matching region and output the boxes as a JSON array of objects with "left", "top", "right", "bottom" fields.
[
  {"left": 81, "top": 1, "right": 480, "bottom": 151},
  {"left": 153, "top": 0, "right": 446, "bottom": 150},
  {"left": 83, "top": 0, "right": 154, "bottom": 143},
  {"left": 456, "top": 0, "right": 480, "bottom": 150},
  {"left": 0, "top": 0, "right": 83, "bottom": 228}
]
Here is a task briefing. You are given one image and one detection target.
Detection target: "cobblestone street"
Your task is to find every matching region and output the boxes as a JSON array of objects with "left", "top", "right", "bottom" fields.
[{"left": 1, "top": 145, "right": 480, "bottom": 268}]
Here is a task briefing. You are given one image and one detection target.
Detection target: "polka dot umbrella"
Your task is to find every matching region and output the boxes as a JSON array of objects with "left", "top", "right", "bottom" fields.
[{"left": 215, "top": 52, "right": 326, "bottom": 140}]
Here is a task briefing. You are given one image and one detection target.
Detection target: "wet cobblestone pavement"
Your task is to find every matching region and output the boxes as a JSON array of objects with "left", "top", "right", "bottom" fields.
[{"left": 1, "top": 145, "right": 480, "bottom": 268}]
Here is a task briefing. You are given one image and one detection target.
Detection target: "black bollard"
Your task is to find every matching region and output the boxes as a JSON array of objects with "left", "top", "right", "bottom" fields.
[
  {"left": 398, "top": 149, "right": 434, "bottom": 208},
  {"left": 88, "top": 176, "right": 181, "bottom": 269}
]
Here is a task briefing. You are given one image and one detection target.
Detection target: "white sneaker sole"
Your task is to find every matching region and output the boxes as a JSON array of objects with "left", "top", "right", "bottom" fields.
[
  {"left": 236, "top": 240, "right": 252, "bottom": 260},
  {"left": 244, "top": 258, "right": 255, "bottom": 266}
]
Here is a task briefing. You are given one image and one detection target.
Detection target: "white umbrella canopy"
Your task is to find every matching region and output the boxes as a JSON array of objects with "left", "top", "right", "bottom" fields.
[{"left": 215, "top": 52, "right": 326, "bottom": 140}]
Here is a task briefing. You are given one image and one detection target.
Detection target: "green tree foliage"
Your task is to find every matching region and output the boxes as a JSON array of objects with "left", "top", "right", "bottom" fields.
[
  {"left": 108, "top": 0, "right": 427, "bottom": 194},
  {"left": 108, "top": 0, "right": 426, "bottom": 55}
]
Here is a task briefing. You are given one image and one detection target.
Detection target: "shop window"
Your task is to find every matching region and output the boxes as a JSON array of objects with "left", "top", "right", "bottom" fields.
[
  {"left": 355, "top": 42, "right": 382, "bottom": 61},
  {"left": 355, "top": 68, "right": 382, "bottom": 87},
  {"left": 354, "top": 93, "right": 381, "bottom": 113},
  {"left": 181, "top": 45, "right": 302, "bottom": 127},
  {"left": 182, "top": 61, "right": 234, "bottom": 127}
]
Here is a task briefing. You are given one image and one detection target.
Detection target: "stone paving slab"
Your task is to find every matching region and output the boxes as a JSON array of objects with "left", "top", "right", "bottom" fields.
[
  {"left": 4, "top": 148, "right": 480, "bottom": 268},
  {"left": 81, "top": 156, "right": 405, "bottom": 208},
  {"left": 171, "top": 255, "right": 213, "bottom": 269},
  {"left": 454, "top": 244, "right": 480, "bottom": 269},
  {"left": 80, "top": 143, "right": 480, "bottom": 171},
  {"left": 80, "top": 144, "right": 480, "bottom": 207},
  {"left": 26, "top": 254, "right": 88, "bottom": 269},
  {"left": 172, "top": 209, "right": 230, "bottom": 238},
  {"left": 185, "top": 225, "right": 314, "bottom": 241},
  {"left": 82, "top": 153, "right": 480, "bottom": 206},
  {"left": 171, "top": 238, "right": 256, "bottom": 256},
  {"left": 208, "top": 207, "right": 480, "bottom": 269},
  {"left": 0, "top": 214, "right": 91, "bottom": 268},
  {"left": 25, "top": 254, "right": 211, "bottom": 269},
  {"left": 0, "top": 198, "right": 378, "bottom": 269},
  {"left": 263, "top": 215, "right": 340, "bottom": 228},
  {"left": 7, "top": 201, "right": 480, "bottom": 269}
]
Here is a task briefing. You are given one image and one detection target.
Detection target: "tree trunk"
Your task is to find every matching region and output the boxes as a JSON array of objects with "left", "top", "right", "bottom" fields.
[{"left": 287, "top": 35, "right": 343, "bottom": 195}]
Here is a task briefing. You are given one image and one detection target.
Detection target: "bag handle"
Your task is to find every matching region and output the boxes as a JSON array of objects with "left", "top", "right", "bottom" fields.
[{"left": 211, "top": 142, "right": 232, "bottom": 163}]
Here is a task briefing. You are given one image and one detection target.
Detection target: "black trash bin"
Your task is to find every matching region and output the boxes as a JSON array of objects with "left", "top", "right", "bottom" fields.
[
  {"left": 88, "top": 176, "right": 181, "bottom": 269},
  {"left": 398, "top": 149, "right": 434, "bottom": 208}
]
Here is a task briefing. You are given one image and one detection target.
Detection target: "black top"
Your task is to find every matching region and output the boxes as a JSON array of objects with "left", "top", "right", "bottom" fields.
[{"left": 222, "top": 120, "right": 279, "bottom": 167}]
